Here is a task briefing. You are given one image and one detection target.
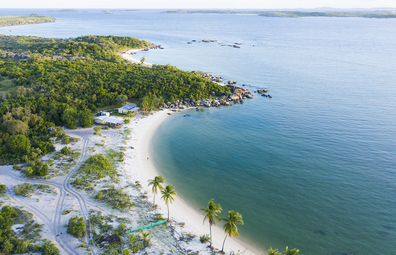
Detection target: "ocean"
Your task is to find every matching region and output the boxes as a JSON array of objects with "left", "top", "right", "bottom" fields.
[{"left": 1, "top": 9, "right": 395, "bottom": 255}]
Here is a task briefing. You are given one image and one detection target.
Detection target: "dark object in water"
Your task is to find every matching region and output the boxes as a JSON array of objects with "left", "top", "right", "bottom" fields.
[
  {"left": 314, "top": 230, "right": 326, "bottom": 236},
  {"left": 382, "top": 225, "right": 395, "bottom": 230},
  {"left": 377, "top": 231, "right": 389, "bottom": 238}
]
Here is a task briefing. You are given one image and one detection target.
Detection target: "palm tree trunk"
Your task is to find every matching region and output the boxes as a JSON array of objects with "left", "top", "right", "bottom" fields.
[
  {"left": 167, "top": 201, "right": 170, "bottom": 221},
  {"left": 221, "top": 235, "right": 227, "bottom": 252},
  {"left": 209, "top": 223, "right": 212, "bottom": 248}
]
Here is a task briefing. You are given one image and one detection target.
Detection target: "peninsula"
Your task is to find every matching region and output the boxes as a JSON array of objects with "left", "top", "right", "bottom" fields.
[
  {"left": 0, "top": 34, "right": 265, "bottom": 255},
  {"left": 0, "top": 14, "right": 56, "bottom": 28},
  {"left": 161, "top": 9, "right": 396, "bottom": 18}
]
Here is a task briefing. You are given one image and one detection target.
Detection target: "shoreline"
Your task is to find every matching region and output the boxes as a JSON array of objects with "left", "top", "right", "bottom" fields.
[
  {"left": 121, "top": 48, "right": 153, "bottom": 67},
  {"left": 124, "top": 109, "right": 261, "bottom": 255}
]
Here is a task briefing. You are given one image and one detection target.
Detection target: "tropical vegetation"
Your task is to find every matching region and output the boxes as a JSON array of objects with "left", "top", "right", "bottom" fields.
[
  {"left": 0, "top": 205, "right": 60, "bottom": 254},
  {"left": 199, "top": 198, "right": 222, "bottom": 248},
  {"left": 66, "top": 216, "right": 86, "bottom": 238},
  {"left": 161, "top": 184, "right": 177, "bottom": 220},
  {"left": 268, "top": 246, "right": 302, "bottom": 255},
  {"left": 221, "top": 210, "right": 244, "bottom": 252},
  {"left": 0, "top": 34, "right": 228, "bottom": 165},
  {"left": 147, "top": 175, "right": 164, "bottom": 206}
]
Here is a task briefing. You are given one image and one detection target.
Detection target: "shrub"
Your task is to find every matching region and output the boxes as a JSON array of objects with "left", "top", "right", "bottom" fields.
[
  {"left": 6, "top": 134, "right": 31, "bottom": 155},
  {"left": 13, "top": 183, "right": 54, "bottom": 197},
  {"left": 24, "top": 160, "right": 49, "bottom": 176},
  {"left": 94, "top": 126, "right": 101, "bottom": 135},
  {"left": 200, "top": 234, "right": 210, "bottom": 243},
  {"left": 67, "top": 216, "right": 86, "bottom": 238},
  {"left": 0, "top": 183, "right": 6, "bottom": 194},
  {"left": 78, "top": 154, "right": 116, "bottom": 180},
  {"left": 60, "top": 146, "right": 71, "bottom": 155}
]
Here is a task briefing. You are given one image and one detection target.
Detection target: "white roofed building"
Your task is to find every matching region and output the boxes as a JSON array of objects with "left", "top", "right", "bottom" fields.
[
  {"left": 94, "top": 116, "right": 123, "bottom": 127},
  {"left": 118, "top": 105, "right": 140, "bottom": 114}
]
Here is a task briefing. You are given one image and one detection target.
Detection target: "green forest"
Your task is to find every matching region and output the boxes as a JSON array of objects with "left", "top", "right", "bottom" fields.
[
  {"left": 0, "top": 35, "right": 227, "bottom": 165},
  {"left": 0, "top": 14, "right": 56, "bottom": 28}
]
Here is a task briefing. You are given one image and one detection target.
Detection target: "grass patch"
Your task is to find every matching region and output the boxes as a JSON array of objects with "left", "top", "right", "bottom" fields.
[
  {"left": 94, "top": 186, "right": 135, "bottom": 212},
  {"left": 13, "top": 183, "right": 56, "bottom": 197},
  {"left": 78, "top": 154, "right": 116, "bottom": 180},
  {"left": 105, "top": 148, "right": 124, "bottom": 165}
]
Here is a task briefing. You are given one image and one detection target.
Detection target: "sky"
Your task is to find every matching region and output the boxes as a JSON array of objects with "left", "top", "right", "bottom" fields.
[{"left": 2, "top": 0, "right": 396, "bottom": 9}]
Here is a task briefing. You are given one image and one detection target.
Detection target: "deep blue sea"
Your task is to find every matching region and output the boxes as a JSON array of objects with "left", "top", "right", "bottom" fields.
[{"left": 1, "top": 9, "right": 396, "bottom": 255}]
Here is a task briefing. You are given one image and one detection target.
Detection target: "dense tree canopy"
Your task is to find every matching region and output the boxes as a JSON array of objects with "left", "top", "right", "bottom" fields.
[{"left": 0, "top": 35, "right": 228, "bottom": 164}]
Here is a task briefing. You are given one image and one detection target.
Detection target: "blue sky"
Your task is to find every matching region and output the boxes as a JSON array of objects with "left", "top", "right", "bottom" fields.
[{"left": 3, "top": 0, "right": 396, "bottom": 9}]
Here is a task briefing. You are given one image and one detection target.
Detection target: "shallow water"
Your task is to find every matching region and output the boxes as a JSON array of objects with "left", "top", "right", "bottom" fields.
[{"left": 1, "top": 9, "right": 396, "bottom": 255}]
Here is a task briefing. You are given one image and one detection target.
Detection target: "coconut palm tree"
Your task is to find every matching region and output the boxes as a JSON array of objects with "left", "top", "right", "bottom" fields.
[
  {"left": 199, "top": 198, "right": 222, "bottom": 248},
  {"left": 221, "top": 210, "right": 244, "bottom": 253},
  {"left": 161, "top": 185, "right": 177, "bottom": 220},
  {"left": 147, "top": 175, "right": 164, "bottom": 206},
  {"left": 268, "top": 247, "right": 281, "bottom": 255},
  {"left": 283, "top": 246, "right": 301, "bottom": 255}
]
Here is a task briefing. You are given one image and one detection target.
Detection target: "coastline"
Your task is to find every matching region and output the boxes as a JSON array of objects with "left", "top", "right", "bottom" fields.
[
  {"left": 124, "top": 110, "right": 261, "bottom": 255},
  {"left": 121, "top": 49, "right": 153, "bottom": 67}
]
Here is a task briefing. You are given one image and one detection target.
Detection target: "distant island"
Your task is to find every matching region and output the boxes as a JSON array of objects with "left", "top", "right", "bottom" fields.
[
  {"left": 161, "top": 10, "right": 396, "bottom": 18},
  {"left": 258, "top": 11, "right": 396, "bottom": 18},
  {"left": 162, "top": 10, "right": 263, "bottom": 15},
  {"left": 103, "top": 10, "right": 116, "bottom": 15},
  {"left": 47, "top": 9, "right": 86, "bottom": 12},
  {"left": 0, "top": 14, "right": 56, "bottom": 28},
  {"left": 110, "top": 9, "right": 140, "bottom": 12}
]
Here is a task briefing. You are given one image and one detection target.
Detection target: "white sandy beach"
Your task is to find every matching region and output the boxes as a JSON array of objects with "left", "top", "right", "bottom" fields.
[
  {"left": 124, "top": 110, "right": 261, "bottom": 255},
  {"left": 121, "top": 49, "right": 153, "bottom": 67}
]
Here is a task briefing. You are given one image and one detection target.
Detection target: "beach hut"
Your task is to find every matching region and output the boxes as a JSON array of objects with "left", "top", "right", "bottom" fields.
[
  {"left": 118, "top": 105, "right": 140, "bottom": 114},
  {"left": 94, "top": 116, "right": 123, "bottom": 127},
  {"left": 96, "top": 111, "right": 110, "bottom": 117}
]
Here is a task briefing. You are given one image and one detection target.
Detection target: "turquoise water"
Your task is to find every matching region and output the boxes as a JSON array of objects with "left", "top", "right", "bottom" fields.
[{"left": 1, "top": 9, "right": 396, "bottom": 255}]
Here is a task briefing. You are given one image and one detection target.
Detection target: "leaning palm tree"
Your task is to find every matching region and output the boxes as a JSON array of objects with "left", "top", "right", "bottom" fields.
[
  {"left": 147, "top": 175, "right": 165, "bottom": 206},
  {"left": 161, "top": 185, "right": 177, "bottom": 220},
  {"left": 199, "top": 198, "right": 222, "bottom": 248},
  {"left": 221, "top": 210, "right": 244, "bottom": 253}
]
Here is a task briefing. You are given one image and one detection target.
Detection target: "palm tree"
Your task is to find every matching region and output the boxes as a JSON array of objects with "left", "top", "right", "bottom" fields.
[
  {"left": 161, "top": 185, "right": 177, "bottom": 220},
  {"left": 283, "top": 246, "right": 301, "bottom": 255},
  {"left": 268, "top": 247, "right": 281, "bottom": 255},
  {"left": 221, "top": 211, "right": 244, "bottom": 253},
  {"left": 199, "top": 198, "right": 222, "bottom": 248},
  {"left": 147, "top": 175, "right": 164, "bottom": 206}
]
